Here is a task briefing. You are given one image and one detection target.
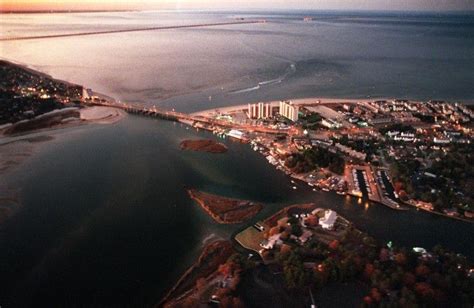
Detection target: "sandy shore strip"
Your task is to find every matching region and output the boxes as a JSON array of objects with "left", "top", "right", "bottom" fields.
[
  {"left": 79, "top": 106, "right": 126, "bottom": 124},
  {"left": 190, "top": 97, "right": 428, "bottom": 117},
  {"left": 0, "top": 106, "right": 126, "bottom": 137}
]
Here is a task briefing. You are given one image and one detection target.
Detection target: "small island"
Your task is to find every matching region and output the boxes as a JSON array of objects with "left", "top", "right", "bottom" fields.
[
  {"left": 188, "top": 189, "right": 263, "bottom": 224},
  {"left": 179, "top": 139, "right": 228, "bottom": 153}
]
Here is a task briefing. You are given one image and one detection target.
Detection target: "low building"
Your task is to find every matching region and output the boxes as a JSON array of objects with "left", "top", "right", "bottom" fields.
[
  {"left": 433, "top": 137, "right": 450, "bottom": 144},
  {"left": 321, "top": 118, "right": 342, "bottom": 129},
  {"left": 260, "top": 233, "right": 283, "bottom": 250},
  {"left": 335, "top": 143, "right": 367, "bottom": 160},
  {"left": 298, "top": 230, "right": 313, "bottom": 244},
  {"left": 227, "top": 129, "right": 247, "bottom": 141},
  {"left": 369, "top": 116, "right": 393, "bottom": 125}
]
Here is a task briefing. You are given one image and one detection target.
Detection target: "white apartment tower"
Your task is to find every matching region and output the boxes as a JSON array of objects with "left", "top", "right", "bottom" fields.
[
  {"left": 248, "top": 102, "right": 272, "bottom": 119},
  {"left": 279, "top": 100, "right": 299, "bottom": 122}
]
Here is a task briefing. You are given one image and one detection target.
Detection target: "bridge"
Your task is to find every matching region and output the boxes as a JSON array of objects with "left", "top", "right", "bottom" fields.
[
  {"left": 86, "top": 101, "right": 288, "bottom": 135},
  {"left": 0, "top": 20, "right": 266, "bottom": 41}
]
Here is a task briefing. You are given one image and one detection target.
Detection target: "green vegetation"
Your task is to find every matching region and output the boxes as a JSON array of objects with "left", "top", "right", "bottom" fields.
[
  {"left": 300, "top": 112, "right": 322, "bottom": 129},
  {"left": 335, "top": 135, "right": 379, "bottom": 162},
  {"left": 390, "top": 143, "right": 473, "bottom": 212},
  {"left": 253, "top": 228, "right": 474, "bottom": 307},
  {"left": 285, "top": 147, "right": 345, "bottom": 174},
  {"left": 378, "top": 123, "right": 415, "bottom": 135}
]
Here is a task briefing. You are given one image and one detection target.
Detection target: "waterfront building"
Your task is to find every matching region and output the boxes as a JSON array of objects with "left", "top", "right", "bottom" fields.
[
  {"left": 82, "top": 88, "right": 93, "bottom": 100},
  {"left": 227, "top": 129, "right": 247, "bottom": 141},
  {"left": 319, "top": 210, "right": 337, "bottom": 230},
  {"left": 321, "top": 118, "right": 342, "bottom": 129},
  {"left": 279, "top": 100, "right": 299, "bottom": 121},
  {"left": 248, "top": 102, "right": 272, "bottom": 119}
]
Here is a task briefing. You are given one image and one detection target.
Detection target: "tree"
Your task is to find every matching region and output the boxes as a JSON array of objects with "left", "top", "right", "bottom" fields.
[
  {"left": 329, "top": 240, "right": 340, "bottom": 251},
  {"left": 283, "top": 252, "right": 307, "bottom": 289},
  {"left": 369, "top": 288, "right": 383, "bottom": 303},
  {"left": 415, "top": 264, "right": 430, "bottom": 278},
  {"left": 403, "top": 272, "right": 416, "bottom": 287},
  {"left": 379, "top": 248, "right": 390, "bottom": 262},
  {"left": 415, "top": 282, "right": 435, "bottom": 300},
  {"left": 291, "top": 223, "right": 302, "bottom": 237},
  {"left": 394, "top": 252, "right": 407, "bottom": 265},
  {"left": 280, "top": 244, "right": 292, "bottom": 256}
]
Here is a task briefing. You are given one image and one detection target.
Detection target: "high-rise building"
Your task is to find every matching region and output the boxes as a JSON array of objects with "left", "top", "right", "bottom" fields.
[
  {"left": 248, "top": 102, "right": 272, "bottom": 119},
  {"left": 279, "top": 100, "right": 299, "bottom": 121}
]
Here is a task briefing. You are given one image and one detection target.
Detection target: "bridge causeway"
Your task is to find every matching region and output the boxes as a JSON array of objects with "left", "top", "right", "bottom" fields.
[{"left": 85, "top": 101, "right": 287, "bottom": 135}]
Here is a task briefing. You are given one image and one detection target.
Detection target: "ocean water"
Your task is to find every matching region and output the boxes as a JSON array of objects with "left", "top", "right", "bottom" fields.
[
  {"left": 0, "top": 10, "right": 473, "bottom": 307},
  {"left": 1, "top": 10, "right": 473, "bottom": 112}
]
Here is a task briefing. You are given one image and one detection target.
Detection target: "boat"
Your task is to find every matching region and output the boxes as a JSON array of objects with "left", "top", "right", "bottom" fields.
[
  {"left": 322, "top": 188, "right": 330, "bottom": 192},
  {"left": 292, "top": 186, "right": 297, "bottom": 190}
]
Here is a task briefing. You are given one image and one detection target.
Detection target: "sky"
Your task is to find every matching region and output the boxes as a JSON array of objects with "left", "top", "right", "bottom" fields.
[{"left": 2, "top": 0, "right": 474, "bottom": 12}]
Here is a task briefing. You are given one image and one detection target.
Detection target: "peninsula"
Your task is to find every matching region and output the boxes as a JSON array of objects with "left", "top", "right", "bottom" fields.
[
  {"left": 161, "top": 206, "right": 474, "bottom": 307},
  {"left": 188, "top": 189, "right": 263, "bottom": 224},
  {"left": 0, "top": 60, "right": 125, "bottom": 136}
]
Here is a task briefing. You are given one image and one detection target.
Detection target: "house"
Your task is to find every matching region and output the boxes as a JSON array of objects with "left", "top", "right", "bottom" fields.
[
  {"left": 298, "top": 230, "right": 313, "bottom": 244},
  {"left": 260, "top": 233, "right": 283, "bottom": 250},
  {"left": 319, "top": 210, "right": 337, "bottom": 230}
]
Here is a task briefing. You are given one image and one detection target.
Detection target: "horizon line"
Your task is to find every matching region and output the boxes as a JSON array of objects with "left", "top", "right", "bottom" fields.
[{"left": 1, "top": 8, "right": 474, "bottom": 14}]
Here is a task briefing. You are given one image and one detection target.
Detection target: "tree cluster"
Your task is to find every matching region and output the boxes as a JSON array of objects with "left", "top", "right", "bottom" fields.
[{"left": 285, "top": 147, "right": 345, "bottom": 175}]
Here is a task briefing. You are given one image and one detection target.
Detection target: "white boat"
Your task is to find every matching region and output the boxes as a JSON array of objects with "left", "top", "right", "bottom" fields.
[{"left": 292, "top": 186, "right": 297, "bottom": 190}]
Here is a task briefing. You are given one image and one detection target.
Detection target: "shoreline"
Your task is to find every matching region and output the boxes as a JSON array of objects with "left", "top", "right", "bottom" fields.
[
  {"left": 404, "top": 200, "right": 474, "bottom": 224},
  {"left": 158, "top": 240, "right": 234, "bottom": 307},
  {"left": 191, "top": 97, "right": 474, "bottom": 117},
  {"left": 0, "top": 106, "right": 126, "bottom": 137}
]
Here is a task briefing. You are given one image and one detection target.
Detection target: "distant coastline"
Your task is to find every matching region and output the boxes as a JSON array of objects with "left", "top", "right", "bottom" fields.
[{"left": 0, "top": 10, "right": 135, "bottom": 14}]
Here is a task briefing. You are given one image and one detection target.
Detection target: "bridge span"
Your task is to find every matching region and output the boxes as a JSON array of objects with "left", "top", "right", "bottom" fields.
[
  {"left": 0, "top": 20, "right": 265, "bottom": 41},
  {"left": 86, "top": 101, "right": 287, "bottom": 135}
]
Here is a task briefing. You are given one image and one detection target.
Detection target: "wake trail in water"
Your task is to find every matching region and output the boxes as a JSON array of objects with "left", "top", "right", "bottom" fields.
[
  {"left": 230, "top": 62, "right": 296, "bottom": 94},
  {"left": 229, "top": 35, "right": 297, "bottom": 94}
]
